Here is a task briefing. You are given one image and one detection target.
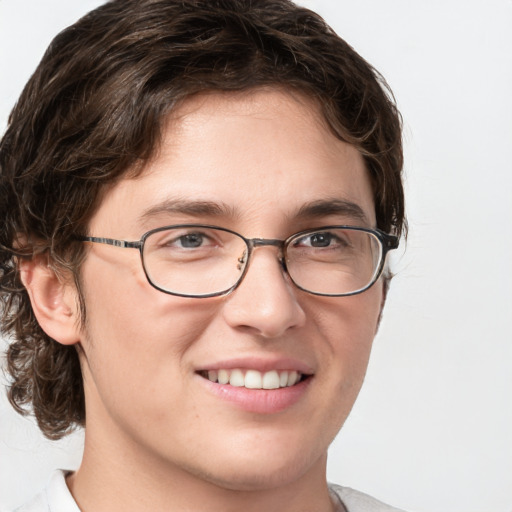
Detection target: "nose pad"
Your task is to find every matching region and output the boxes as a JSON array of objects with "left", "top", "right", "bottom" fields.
[
  {"left": 236, "top": 249, "right": 248, "bottom": 272},
  {"left": 223, "top": 247, "right": 306, "bottom": 338},
  {"left": 236, "top": 245, "right": 288, "bottom": 285},
  {"left": 278, "top": 255, "right": 288, "bottom": 273}
]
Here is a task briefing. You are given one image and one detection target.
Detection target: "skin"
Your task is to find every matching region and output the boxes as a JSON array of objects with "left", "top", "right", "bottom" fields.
[{"left": 23, "top": 88, "right": 384, "bottom": 512}]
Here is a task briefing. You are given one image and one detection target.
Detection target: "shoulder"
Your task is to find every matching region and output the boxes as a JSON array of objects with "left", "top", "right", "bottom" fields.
[
  {"left": 7, "top": 471, "right": 80, "bottom": 512},
  {"left": 329, "top": 483, "right": 407, "bottom": 512}
]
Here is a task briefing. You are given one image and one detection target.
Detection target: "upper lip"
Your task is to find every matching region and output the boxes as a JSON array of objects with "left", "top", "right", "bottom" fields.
[{"left": 195, "top": 356, "right": 315, "bottom": 375}]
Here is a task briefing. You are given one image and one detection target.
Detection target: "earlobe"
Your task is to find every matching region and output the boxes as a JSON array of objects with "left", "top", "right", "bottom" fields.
[{"left": 19, "top": 256, "right": 81, "bottom": 346}]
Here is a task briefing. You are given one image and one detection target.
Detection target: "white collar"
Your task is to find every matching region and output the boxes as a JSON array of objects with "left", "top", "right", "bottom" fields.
[{"left": 43, "top": 470, "right": 80, "bottom": 512}]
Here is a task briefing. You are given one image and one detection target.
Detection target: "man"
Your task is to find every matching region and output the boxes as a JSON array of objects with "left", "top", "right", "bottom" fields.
[{"left": 0, "top": 0, "right": 405, "bottom": 510}]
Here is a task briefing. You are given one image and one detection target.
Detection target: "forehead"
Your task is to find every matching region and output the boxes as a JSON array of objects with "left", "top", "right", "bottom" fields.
[{"left": 89, "top": 88, "right": 376, "bottom": 236}]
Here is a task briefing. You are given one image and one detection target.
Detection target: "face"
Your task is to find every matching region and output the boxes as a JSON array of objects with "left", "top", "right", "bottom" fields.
[{"left": 75, "top": 89, "right": 383, "bottom": 490}]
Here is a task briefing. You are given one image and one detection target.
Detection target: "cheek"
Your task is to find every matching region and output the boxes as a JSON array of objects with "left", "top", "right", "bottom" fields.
[
  {"left": 80, "top": 249, "right": 219, "bottom": 347},
  {"left": 318, "top": 280, "right": 382, "bottom": 345},
  {"left": 77, "top": 254, "right": 220, "bottom": 410},
  {"left": 314, "top": 283, "right": 383, "bottom": 388}
]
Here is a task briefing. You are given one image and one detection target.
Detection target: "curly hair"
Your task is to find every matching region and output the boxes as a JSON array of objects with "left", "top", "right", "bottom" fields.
[{"left": 0, "top": 0, "right": 404, "bottom": 439}]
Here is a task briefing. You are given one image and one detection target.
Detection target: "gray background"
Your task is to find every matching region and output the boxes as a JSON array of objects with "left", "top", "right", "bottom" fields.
[{"left": 1, "top": 1, "right": 511, "bottom": 511}]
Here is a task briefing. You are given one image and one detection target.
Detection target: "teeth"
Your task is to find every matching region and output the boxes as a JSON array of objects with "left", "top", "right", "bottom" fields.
[
  {"left": 218, "top": 369, "right": 229, "bottom": 385},
  {"left": 229, "top": 369, "right": 244, "bottom": 387},
  {"left": 244, "top": 370, "right": 262, "bottom": 389},
  {"left": 262, "top": 370, "right": 280, "bottom": 389},
  {"left": 204, "top": 369, "right": 303, "bottom": 389},
  {"left": 287, "top": 370, "right": 299, "bottom": 386}
]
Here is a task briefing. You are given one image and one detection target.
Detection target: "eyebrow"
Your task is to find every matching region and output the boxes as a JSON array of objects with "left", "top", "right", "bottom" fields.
[
  {"left": 138, "top": 197, "right": 369, "bottom": 226},
  {"left": 295, "top": 199, "right": 370, "bottom": 224},
  {"left": 139, "top": 198, "right": 237, "bottom": 223}
]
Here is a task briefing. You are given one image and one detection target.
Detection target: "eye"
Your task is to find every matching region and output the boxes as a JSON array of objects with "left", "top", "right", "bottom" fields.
[
  {"left": 293, "top": 231, "right": 345, "bottom": 249},
  {"left": 307, "top": 232, "right": 333, "bottom": 247},
  {"left": 153, "top": 229, "right": 219, "bottom": 251},
  {"left": 174, "top": 232, "right": 209, "bottom": 249}
]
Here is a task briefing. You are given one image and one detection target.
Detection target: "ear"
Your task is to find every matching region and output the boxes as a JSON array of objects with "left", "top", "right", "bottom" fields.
[{"left": 19, "top": 256, "right": 81, "bottom": 346}]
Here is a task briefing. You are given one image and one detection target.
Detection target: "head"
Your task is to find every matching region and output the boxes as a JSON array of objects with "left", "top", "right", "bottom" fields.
[{"left": 0, "top": 0, "right": 404, "bottom": 484}]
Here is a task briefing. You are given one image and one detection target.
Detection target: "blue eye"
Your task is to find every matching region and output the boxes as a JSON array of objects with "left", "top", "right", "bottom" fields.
[{"left": 177, "top": 233, "right": 206, "bottom": 248}]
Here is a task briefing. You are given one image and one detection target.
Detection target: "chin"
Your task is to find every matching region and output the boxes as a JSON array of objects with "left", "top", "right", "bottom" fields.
[
  {"left": 185, "top": 436, "right": 328, "bottom": 493},
  {"left": 197, "top": 456, "right": 319, "bottom": 492}
]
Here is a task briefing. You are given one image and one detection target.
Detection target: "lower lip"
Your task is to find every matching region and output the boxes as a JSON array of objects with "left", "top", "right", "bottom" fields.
[{"left": 198, "top": 375, "right": 312, "bottom": 414}]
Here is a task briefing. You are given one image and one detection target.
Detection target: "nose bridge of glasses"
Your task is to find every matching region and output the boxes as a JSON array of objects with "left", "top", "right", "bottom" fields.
[
  {"left": 243, "top": 238, "right": 286, "bottom": 267},
  {"left": 250, "top": 238, "right": 284, "bottom": 249}
]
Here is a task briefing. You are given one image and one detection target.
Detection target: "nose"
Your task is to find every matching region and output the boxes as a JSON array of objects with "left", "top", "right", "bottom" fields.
[{"left": 222, "top": 247, "right": 306, "bottom": 338}]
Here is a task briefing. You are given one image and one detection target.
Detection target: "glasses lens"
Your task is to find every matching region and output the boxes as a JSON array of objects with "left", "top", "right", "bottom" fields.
[
  {"left": 142, "top": 226, "right": 248, "bottom": 296},
  {"left": 285, "top": 228, "right": 382, "bottom": 295}
]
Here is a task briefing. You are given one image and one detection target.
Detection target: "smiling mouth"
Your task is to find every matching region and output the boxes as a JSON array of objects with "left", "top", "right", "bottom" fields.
[{"left": 197, "top": 369, "right": 309, "bottom": 390}]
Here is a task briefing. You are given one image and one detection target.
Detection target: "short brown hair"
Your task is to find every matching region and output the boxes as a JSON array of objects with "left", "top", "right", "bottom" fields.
[{"left": 0, "top": 0, "right": 404, "bottom": 439}]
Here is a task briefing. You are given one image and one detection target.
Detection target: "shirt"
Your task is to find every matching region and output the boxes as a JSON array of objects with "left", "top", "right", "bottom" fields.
[{"left": 9, "top": 471, "right": 406, "bottom": 512}]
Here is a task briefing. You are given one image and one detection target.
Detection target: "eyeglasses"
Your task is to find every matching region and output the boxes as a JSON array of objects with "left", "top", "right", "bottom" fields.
[{"left": 78, "top": 224, "right": 399, "bottom": 298}]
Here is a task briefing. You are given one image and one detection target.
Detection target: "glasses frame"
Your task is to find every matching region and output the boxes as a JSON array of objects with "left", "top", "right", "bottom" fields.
[{"left": 78, "top": 224, "right": 399, "bottom": 298}]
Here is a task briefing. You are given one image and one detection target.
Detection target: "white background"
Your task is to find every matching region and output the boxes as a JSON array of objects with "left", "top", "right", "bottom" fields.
[{"left": 1, "top": 1, "right": 511, "bottom": 511}]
